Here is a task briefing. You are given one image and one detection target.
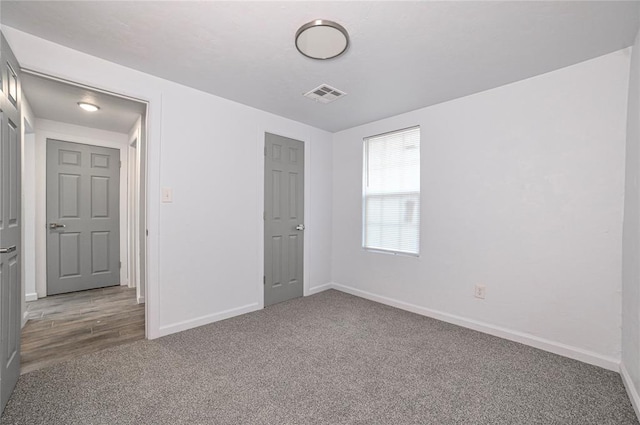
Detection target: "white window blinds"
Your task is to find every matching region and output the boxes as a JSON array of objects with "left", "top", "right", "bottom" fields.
[{"left": 363, "top": 126, "right": 420, "bottom": 255}]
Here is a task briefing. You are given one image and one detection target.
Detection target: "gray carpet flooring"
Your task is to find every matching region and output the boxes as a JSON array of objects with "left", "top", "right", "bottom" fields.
[{"left": 1, "top": 289, "right": 637, "bottom": 424}]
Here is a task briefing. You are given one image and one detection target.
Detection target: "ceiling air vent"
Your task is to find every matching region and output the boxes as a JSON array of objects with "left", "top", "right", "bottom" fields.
[{"left": 303, "top": 84, "right": 347, "bottom": 104}]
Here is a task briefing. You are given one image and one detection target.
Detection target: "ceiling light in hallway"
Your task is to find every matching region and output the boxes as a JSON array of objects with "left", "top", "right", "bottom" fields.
[{"left": 77, "top": 102, "right": 99, "bottom": 112}]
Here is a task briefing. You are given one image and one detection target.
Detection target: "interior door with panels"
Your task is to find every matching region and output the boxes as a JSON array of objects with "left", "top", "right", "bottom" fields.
[
  {"left": 46, "top": 139, "right": 120, "bottom": 296},
  {"left": 0, "top": 32, "right": 22, "bottom": 413},
  {"left": 264, "top": 133, "right": 304, "bottom": 307}
]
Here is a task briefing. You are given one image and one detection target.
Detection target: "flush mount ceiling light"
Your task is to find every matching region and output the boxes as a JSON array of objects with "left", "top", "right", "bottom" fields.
[
  {"left": 295, "top": 20, "right": 349, "bottom": 60},
  {"left": 77, "top": 102, "right": 99, "bottom": 112}
]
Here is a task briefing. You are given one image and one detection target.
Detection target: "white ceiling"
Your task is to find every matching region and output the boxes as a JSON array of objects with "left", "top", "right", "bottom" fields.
[
  {"left": 4, "top": 1, "right": 639, "bottom": 132},
  {"left": 21, "top": 73, "right": 146, "bottom": 134}
]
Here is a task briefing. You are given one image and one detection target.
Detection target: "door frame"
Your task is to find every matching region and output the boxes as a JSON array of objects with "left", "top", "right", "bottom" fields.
[
  {"left": 22, "top": 69, "right": 153, "bottom": 338},
  {"left": 128, "top": 137, "right": 138, "bottom": 290},
  {"left": 9, "top": 23, "right": 161, "bottom": 336},
  {"left": 40, "top": 136, "right": 125, "bottom": 295},
  {"left": 257, "top": 129, "right": 311, "bottom": 309},
  {"left": 21, "top": 116, "right": 36, "bottom": 328},
  {"left": 127, "top": 125, "right": 140, "bottom": 296},
  {"left": 127, "top": 118, "right": 146, "bottom": 305}
]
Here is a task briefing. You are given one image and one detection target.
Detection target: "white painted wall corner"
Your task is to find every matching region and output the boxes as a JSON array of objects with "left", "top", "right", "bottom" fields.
[{"left": 25, "top": 293, "right": 38, "bottom": 302}]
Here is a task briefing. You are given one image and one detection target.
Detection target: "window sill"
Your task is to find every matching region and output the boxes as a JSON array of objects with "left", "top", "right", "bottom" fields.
[{"left": 363, "top": 247, "right": 419, "bottom": 258}]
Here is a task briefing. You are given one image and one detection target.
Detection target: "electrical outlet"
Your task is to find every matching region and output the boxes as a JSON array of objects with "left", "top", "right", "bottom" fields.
[{"left": 474, "top": 284, "right": 486, "bottom": 299}]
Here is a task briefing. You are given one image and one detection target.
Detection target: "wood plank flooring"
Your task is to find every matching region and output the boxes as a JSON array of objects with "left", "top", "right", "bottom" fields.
[{"left": 21, "top": 286, "right": 145, "bottom": 374}]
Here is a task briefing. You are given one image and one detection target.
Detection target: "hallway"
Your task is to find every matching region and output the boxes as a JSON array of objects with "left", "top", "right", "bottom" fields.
[{"left": 21, "top": 286, "right": 144, "bottom": 374}]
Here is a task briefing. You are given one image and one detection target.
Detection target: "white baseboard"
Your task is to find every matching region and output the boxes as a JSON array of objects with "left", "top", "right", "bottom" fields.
[
  {"left": 306, "top": 282, "right": 333, "bottom": 296},
  {"left": 157, "top": 302, "right": 260, "bottom": 338},
  {"left": 25, "top": 292, "right": 38, "bottom": 302},
  {"left": 621, "top": 363, "right": 640, "bottom": 421},
  {"left": 332, "top": 282, "right": 620, "bottom": 371},
  {"left": 137, "top": 296, "right": 145, "bottom": 304},
  {"left": 22, "top": 311, "right": 28, "bottom": 328}
]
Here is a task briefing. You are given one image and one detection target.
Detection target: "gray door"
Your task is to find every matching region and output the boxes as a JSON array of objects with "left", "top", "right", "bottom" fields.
[
  {"left": 46, "top": 140, "right": 120, "bottom": 295},
  {"left": 0, "top": 33, "right": 22, "bottom": 413},
  {"left": 264, "top": 133, "right": 304, "bottom": 306}
]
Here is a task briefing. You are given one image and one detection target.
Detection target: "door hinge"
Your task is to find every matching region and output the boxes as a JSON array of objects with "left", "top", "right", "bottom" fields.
[
  {"left": 119, "top": 261, "right": 122, "bottom": 269},
  {"left": 263, "top": 276, "right": 266, "bottom": 285},
  {"left": 146, "top": 229, "right": 149, "bottom": 236}
]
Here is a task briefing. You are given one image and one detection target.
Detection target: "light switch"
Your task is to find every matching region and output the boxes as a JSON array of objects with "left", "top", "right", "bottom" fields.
[{"left": 161, "top": 187, "right": 173, "bottom": 203}]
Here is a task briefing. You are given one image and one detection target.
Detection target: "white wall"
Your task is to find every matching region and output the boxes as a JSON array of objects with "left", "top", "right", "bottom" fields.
[
  {"left": 31, "top": 119, "right": 130, "bottom": 297},
  {"left": 332, "top": 49, "right": 630, "bottom": 371},
  {"left": 4, "top": 26, "right": 333, "bottom": 338},
  {"left": 157, "top": 83, "right": 333, "bottom": 332},
  {"left": 621, "top": 22, "right": 640, "bottom": 418}
]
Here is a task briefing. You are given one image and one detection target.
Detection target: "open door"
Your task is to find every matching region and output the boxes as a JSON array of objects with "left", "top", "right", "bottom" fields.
[{"left": 0, "top": 32, "right": 22, "bottom": 412}]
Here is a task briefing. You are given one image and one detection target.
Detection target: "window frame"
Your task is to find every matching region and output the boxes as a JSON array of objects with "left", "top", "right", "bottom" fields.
[{"left": 362, "top": 125, "right": 421, "bottom": 257}]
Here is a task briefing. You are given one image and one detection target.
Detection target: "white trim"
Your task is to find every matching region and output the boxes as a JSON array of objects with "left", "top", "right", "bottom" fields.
[
  {"left": 157, "top": 303, "right": 260, "bottom": 337},
  {"left": 34, "top": 124, "right": 130, "bottom": 298},
  {"left": 621, "top": 363, "right": 640, "bottom": 421},
  {"left": 303, "top": 135, "right": 311, "bottom": 298},
  {"left": 256, "top": 127, "right": 266, "bottom": 310},
  {"left": 331, "top": 282, "right": 620, "bottom": 371},
  {"left": 22, "top": 311, "right": 28, "bottom": 328},
  {"left": 145, "top": 96, "right": 160, "bottom": 340},
  {"left": 137, "top": 296, "right": 145, "bottom": 305},
  {"left": 127, "top": 133, "right": 138, "bottom": 290},
  {"left": 307, "top": 283, "right": 333, "bottom": 296},
  {"left": 25, "top": 293, "right": 38, "bottom": 302}
]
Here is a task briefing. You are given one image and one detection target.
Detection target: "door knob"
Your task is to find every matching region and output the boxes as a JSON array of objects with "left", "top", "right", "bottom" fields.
[
  {"left": 296, "top": 224, "right": 305, "bottom": 231},
  {"left": 0, "top": 246, "right": 16, "bottom": 254},
  {"left": 49, "top": 223, "right": 66, "bottom": 229}
]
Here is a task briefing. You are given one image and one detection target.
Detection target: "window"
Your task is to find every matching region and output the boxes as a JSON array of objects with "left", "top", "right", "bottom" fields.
[{"left": 363, "top": 126, "right": 420, "bottom": 256}]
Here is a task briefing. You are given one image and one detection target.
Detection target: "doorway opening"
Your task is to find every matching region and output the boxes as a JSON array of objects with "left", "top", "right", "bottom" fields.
[{"left": 20, "top": 71, "right": 148, "bottom": 373}]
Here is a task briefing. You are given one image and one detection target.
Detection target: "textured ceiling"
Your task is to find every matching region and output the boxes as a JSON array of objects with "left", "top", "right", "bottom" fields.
[
  {"left": 22, "top": 73, "right": 146, "bottom": 134},
  {"left": 4, "top": 1, "right": 639, "bottom": 132}
]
